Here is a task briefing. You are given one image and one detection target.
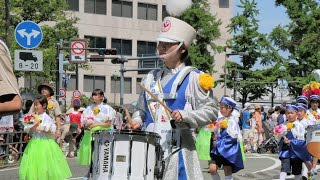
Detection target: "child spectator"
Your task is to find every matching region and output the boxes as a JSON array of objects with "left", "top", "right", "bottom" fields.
[
  {"left": 277, "top": 108, "right": 286, "bottom": 125},
  {"left": 65, "top": 99, "right": 84, "bottom": 158},
  {"left": 19, "top": 95, "right": 72, "bottom": 180}
]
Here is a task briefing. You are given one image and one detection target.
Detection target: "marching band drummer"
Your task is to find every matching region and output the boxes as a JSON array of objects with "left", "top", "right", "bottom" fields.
[
  {"left": 78, "top": 89, "right": 116, "bottom": 180},
  {"left": 127, "top": 4, "right": 219, "bottom": 180}
]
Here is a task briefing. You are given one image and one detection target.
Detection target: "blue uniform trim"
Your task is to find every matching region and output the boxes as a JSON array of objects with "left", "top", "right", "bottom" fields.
[
  {"left": 178, "top": 150, "right": 187, "bottom": 180},
  {"left": 144, "top": 69, "right": 196, "bottom": 127}
]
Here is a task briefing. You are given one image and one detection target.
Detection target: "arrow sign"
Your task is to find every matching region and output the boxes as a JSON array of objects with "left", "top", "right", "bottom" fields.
[{"left": 15, "top": 21, "right": 43, "bottom": 49}]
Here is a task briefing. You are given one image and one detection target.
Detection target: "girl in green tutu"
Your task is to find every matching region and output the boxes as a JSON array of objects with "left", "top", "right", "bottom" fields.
[
  {"left": 19, "top": 95, "right": 72, "bottom": 180},
  {"left": 79, "top": 89, "right": 116, "bottom": 179}
]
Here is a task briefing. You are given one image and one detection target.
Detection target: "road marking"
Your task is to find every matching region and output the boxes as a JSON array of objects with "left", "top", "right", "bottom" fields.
[
  {"left": 250, "top": 154, "right": 281, "bottom": 174},
  {"left": 0, "top": 167, "right": 19, "bottom": 172}
]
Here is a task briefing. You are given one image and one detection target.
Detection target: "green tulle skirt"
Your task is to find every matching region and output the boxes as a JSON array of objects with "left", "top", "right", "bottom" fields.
[
  {"left": 78, "top": 126, "right": 112, "bottom": 165},
  {"left": 195, "top": 127, "right": 212, "bottom": 160},
  {"left": 19, "top": 137, "right": 72, "bottom": 180}
]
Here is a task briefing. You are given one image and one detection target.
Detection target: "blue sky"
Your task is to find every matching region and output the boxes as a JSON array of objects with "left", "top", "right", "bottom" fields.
[
  {"left": 232, "top": 0, "right": 290, "bottom": 68},
  {"left": 234, "top": 0, "right": 290, "bottom": 33}
]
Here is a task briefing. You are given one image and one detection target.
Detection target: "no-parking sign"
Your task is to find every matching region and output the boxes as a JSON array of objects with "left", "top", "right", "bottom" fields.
[
  {"left": 59, "top": 88, "right": 66, "bottom": 98},
  {"left": 72, "top": 90, "right": 81, "bottom": 98},
  {"left": 69, "top": 39, "right": 87, "bottom": 63}
]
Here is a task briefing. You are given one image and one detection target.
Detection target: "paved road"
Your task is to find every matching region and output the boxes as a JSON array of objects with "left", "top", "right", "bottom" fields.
[{"left": 1, "top": 153, "right": 319, "bottom": 179}]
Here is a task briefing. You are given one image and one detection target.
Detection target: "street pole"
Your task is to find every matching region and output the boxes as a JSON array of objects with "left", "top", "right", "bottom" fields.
[
  {"left": 56, "top": 42, "right": 60, "bottom": 100},
  {"left": 224, "top": 55, "right": 227, "bottom": 96},
  {"left": 120, "top": 58, "right": 125, "bottom": 106},
  {"left": 5, "top": 0, "right": 10, "bottom": 48},
  {"left": 271, "top": 85, "right": 274, "bottom": 108},
  {"left": 75, "top": 64, "right": 79, "bottom": 90},
  {"left": 233, "top": 71, "right": 236, "bottom": 100},
  {"left": 224, "top": 51, "right": 249, "bottom": 97}
]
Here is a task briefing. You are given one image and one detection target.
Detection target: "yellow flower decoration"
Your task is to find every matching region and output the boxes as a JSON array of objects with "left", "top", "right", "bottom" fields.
[
  {"left": 286, "top": 122, "right": 295, "bottom": 130},
  {"left": 47, "top": 103, "right": 54, "bottom": 110},
  {"left": 220, "top": 119, "right": 228, "bottom": 129},
  {"left": 305, "top": 114, "right": 309, "bottom": 119},
  {"left": 93, "top": 107, "right": 100, "bottom": 115},
  {"left": 199, "top": 73, "right": 215, "bottom": 91},
  {"left": 312, "top": 110, "right": 317, "bottom": 116},
  {"left": 33, "top": 115, "right": 42, "bottom": 125}
]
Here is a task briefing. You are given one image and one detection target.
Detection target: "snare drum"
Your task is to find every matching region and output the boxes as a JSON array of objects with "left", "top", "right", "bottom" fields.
[
  {"left": 92, "top": 130, "right": 163, "bottom": 180},
  {"left": 306, "top": 125, "right": 320, "bottom": 158}
]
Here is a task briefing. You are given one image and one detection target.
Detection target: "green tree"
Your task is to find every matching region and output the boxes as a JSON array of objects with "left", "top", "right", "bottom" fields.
[
  {"left": 0, "top": 0, "right": 80, "bottom": 93},
  {"left": 226, "top": 0, "right": 280, "bottom": 106},
  {"left": 178, "top": 0, "right": 222, "bottom": 72},
  {"left": 270, "top": 0, "right": 320, "bottom": 96}
]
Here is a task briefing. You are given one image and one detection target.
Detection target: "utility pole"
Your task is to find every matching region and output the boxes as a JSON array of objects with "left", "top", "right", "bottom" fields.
[{"left": 5, "top": 0, "right": 10, "bottom": 47}]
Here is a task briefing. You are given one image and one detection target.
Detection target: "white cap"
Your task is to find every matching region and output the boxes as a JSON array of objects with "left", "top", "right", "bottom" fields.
[
  {"left": 244, "top": 102, "right": 251, "bottom": 109},
  {"left": 157, "top": 17, "right": 196, "bottom": 48}
]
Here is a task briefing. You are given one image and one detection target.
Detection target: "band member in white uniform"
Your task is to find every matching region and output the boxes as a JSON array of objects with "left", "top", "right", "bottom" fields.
[{"left": 128, "top": 5, "right": 219, "bottom": 180}]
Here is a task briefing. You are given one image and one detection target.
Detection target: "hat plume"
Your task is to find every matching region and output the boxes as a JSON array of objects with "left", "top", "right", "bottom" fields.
[{"left": 166, "top": 0, "right": 193, "bottom": 17}]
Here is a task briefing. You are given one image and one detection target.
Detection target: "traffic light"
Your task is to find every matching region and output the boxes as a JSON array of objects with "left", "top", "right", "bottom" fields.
[
  {"left": 97, "top": 48, "right": 117, "bottom": 55},
  {"left": 111, "top": 58, "right": 122, "bottom": 64}
]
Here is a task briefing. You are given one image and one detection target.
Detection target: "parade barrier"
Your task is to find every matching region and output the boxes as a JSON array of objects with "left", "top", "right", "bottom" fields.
[{"left": 0, "top": 130, "right": 28, "bottom": 168}]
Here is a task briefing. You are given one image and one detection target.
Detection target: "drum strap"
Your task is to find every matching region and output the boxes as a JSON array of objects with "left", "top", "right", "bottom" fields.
[{"left": 169, "top": 66, "right": 195, "bottom": 99}]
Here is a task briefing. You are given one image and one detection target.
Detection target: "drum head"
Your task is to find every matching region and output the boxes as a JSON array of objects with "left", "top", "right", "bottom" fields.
[
  {"left": 307, "top": 142, "right": 320, "bottom": 159},
  {"left": 92, "top": 129, "right": 161, "bottom": 139}
]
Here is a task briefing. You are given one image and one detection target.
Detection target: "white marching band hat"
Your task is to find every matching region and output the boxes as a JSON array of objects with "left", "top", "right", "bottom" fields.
[{"left": 157, "top": 17, "right": 196, "bottom": 49}]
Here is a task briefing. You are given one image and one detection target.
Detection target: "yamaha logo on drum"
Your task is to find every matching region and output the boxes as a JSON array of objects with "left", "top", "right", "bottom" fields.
[{"left": 103, "top": 140, "right": 111, "bottom": 173}]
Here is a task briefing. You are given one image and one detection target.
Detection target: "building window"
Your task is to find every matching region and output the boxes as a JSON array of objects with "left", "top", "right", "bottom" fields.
[
  {"left": 137, "top": 41, "right": 157, "bottom": 56},
  {"left": 112, "top": 0, "right": 132, "bottom": 18},
  {"left": 137, "top": 41, "right": 162, "bottom": 70},
  {"left": 85, "top": 0, "right": 106, "bottom": 15},
  {"left": 66, "top": 0, "right": 79, "bottom": 11},
  {"left": 138, "top": 3, "right": 157, "bottom": 20},
  {"left": 162, "top": 5, "right": 169, "bottom": 20},
  {"left": 136, "top": 78, "right": 142, "bottom": 94},
  {"left": 111, "top": 77, "right": 132, "bottom": 94},
  {"left": 85, "top": 35, "right": 106, "bottom": 52},
  {"left": 83, "top": 75, "right": 106, "bottom": 92},
  {"left": 219, "top": 0, "right": 229, "bottom": 8},
  {"left": 66, "top": 75, "right": 76, "bottom": 91},
  {"left": 111, "top": 38, "right": 132, "bottom": 55}
]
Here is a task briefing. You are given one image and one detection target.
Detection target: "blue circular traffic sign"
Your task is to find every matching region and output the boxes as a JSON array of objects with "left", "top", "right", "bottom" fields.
[{"left": 15, "top": 21, "right": 43, "bottom": 49}]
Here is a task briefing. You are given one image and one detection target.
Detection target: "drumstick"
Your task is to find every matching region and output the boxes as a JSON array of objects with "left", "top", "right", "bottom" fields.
[
  {"left": 139, "top": 84, "right": 176, "bottom": 129},
  {"left": 139, "top": 84, "right": 173, "bottom": 113}
]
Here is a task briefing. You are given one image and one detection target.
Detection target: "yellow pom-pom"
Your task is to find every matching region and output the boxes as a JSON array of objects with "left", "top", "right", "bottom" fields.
[
  {"left": 286, "top": 122, "right": 294, "bottom": 130},
  {"left": 199, "top": 73, "right": 215, "bottom": 91},
  {"left": 220, "top": 119, "right": 228, "bottom": 129}
]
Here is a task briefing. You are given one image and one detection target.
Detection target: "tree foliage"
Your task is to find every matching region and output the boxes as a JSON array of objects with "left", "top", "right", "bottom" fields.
[
  {"left": 270, "top": 0, "right": 320, "bottom": 96},
  {"left": 0, "top": 0, "right": 80, "bottom": 93},
  {"left": 226, "top": 0, "right": 280, "bottom": 106},
  {"left": 179, "top": 0, "right": 222, "bottom": 72}
]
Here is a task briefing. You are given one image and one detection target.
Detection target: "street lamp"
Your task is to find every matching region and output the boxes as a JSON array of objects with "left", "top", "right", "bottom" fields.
[
  {"left": 224, "top": 51, "right": 249, "bottom": 96},
  {"left": 278, "top": 65, "right": 287, "bottom": 104}
]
